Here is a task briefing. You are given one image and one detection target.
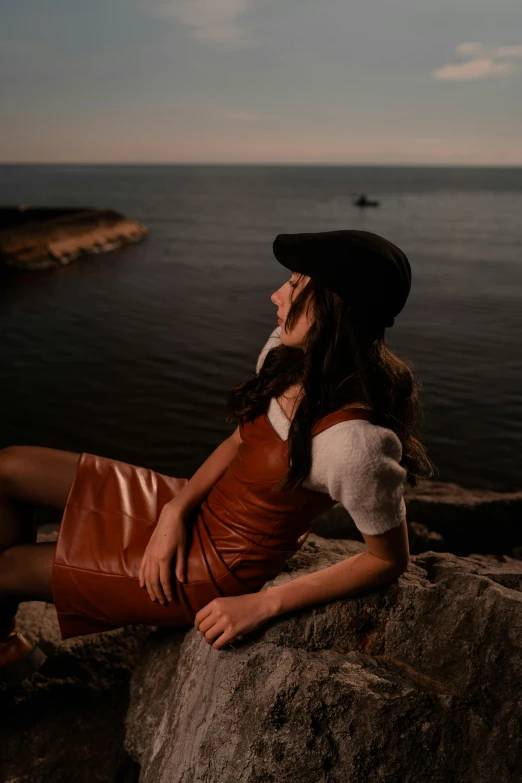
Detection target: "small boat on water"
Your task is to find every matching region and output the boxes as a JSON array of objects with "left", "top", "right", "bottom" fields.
[{"left": 353, "top": 193, "right": 380, "bottom": 208}]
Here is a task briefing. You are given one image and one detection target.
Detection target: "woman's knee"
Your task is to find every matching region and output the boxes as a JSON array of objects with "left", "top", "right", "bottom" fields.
[
  {"left": 0, "top": 542, "right": 55, "bottom": 603},
  {"left": 0, "top": 446, "right": 32, "bottom": 495},
  {"left": 0, "top": 445, "right": 80, "bottom": 508}
]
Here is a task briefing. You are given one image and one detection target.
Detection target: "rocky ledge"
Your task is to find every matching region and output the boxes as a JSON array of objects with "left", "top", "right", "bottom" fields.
[
  {"left": 1, "top": 480, "right": 521, "bottom": 782},
  {"left": 0, "top": 205, "right": 148, "bottom": 270},
  {"left": 314, "top": 478, "right": 522, "bottom": 558},
  {"left": 124, "top": 539, "right": 522, "bottom": 783},
  {"left": 0, "top": 528, "right": 148, "bottom": 783}
]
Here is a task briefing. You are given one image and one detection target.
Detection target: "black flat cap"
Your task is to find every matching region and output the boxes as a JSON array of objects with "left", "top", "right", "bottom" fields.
[{"left": 272, "top": 229, "right": 411, "bottom": 328}]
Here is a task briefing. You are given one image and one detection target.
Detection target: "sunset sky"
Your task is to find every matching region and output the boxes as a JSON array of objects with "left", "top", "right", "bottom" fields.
[{"left": 1, "top": 0, "right": 521, "bottom": 165}]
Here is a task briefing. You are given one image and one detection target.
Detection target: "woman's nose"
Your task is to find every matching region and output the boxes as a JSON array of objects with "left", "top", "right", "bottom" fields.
[{"left": 271, "top": 285, "right": 283, "bottom": 304}]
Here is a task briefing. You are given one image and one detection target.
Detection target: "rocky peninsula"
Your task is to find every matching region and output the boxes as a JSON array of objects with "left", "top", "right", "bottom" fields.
[
  {"left": 1, "top": 479, "right": 521, "bottom": 782},
  {"left": 0, "top": 205, "right": 148, "bottom": 270}
]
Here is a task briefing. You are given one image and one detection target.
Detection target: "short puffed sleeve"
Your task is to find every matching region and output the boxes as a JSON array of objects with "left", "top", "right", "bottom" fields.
[{"left": 312, "top": 420, "right": 407, "bottom": 535}]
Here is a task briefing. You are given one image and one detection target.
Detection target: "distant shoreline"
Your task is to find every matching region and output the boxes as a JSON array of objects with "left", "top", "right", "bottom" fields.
[{"left": 0, "top": 206, "right": 148, "bottom": 270}]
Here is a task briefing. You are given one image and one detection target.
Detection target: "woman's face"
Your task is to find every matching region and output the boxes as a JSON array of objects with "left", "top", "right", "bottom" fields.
[{"left": 271, "top": 270, "right": 314, "bottom": 349}]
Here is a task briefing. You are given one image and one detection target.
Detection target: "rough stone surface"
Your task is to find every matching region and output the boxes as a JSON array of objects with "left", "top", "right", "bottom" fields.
[
  {"left": 313, "top": 480, "right": 522, "bottom": 557},
  {"left": 4, "top": 477, "right": 522, "bottom": 781},
  {"left": 124, "top": 535, "right": 522, "bottom": 783},
  {"left": 0, "top": 529, "right": 149, "bottom": 783}
]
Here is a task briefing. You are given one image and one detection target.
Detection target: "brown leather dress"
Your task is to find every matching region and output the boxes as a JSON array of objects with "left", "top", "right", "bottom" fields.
[{"left": 52, "top": 406, "right": 376, "bottom": 639}]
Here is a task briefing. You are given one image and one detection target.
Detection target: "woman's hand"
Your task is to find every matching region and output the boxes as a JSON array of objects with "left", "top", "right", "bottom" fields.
[
  {"left": 194, "top": 591, "right": 280, "bottom": 650},
  {"left": 138, "top": 502, "right": 188, "bottom": 604}
]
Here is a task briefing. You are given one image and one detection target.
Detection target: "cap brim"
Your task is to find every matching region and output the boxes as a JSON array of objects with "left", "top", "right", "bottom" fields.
[{"left": 272, "top": 233, "right": 315, "bottom": 276}]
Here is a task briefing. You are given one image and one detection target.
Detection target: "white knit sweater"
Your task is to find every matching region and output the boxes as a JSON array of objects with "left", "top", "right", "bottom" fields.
[{"left": 256, "top": 326, "right": 407, "bottom": 535}]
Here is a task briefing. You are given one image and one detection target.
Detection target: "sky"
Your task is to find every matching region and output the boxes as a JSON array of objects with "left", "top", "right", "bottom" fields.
[{"left": 1, "top": 0, "right": 521, "bottom": 165}]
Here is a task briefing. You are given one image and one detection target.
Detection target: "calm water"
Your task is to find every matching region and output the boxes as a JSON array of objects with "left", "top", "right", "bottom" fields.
[{"left": 1, "top": 164, "right": 521, "bottom": 492}]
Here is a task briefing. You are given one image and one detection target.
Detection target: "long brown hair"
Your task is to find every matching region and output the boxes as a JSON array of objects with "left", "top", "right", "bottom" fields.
[{"left": 224, "top": 273, "right": 438, "bottom": 493}]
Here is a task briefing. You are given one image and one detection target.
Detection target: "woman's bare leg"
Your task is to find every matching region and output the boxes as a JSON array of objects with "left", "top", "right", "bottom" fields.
[{"left": 0, "top": 445, "right": 81, "bottom": 622}]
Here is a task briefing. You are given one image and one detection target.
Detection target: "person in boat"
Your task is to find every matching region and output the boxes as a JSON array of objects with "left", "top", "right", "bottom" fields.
[
  {"left": 354, "top": 193, "right": 379, "bottom": 206},
  {"left": 0, "top": 229, "right": 436, "bottom": 679}
]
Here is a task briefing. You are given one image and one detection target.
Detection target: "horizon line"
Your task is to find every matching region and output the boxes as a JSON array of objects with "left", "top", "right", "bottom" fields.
[{"left": 1, "top": 161, "right": 522, "bottom": 168}]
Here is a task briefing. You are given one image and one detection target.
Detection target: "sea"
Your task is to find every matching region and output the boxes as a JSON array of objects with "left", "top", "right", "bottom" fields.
[{"left": 1, "top": 164, "right": 521, "bottom": 493}]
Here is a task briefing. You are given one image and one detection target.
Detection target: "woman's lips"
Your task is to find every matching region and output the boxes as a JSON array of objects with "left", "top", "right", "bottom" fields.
[{"left": 277, "top": 317, "right": 283, "bottom": 324}]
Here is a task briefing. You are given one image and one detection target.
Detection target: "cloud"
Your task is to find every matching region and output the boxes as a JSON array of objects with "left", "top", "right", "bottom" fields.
[
  {"left": 434, "top": 58, "right": 519, "bottom": 81},
  {"left": 491, "top": 45, "right": 522, "bottom": 58},
  {"left": 433, "top": 41, "right": 522, "bottom": 81},
  {"left": 455, "top": 42, "right": 485, "bottom": 57},
  {"left": 146, "top": 0, "right": 255, "bottom": 48}
]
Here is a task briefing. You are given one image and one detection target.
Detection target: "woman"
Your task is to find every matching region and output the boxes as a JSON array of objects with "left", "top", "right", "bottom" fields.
[{"left": 0, "top": 229, "right": 436, "bottom": 681}]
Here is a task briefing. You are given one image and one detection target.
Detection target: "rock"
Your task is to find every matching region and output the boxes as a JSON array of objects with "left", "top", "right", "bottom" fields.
[
  {"left": 124, "top": 534, "right": 522, "bottom": 783},
  {"left": 403, "top": 480, "right": 522, "bottom": 556},
  {"left": 0, "top": 206, "right": 148, "bottom": 270},
  {"left": 313, "top": 480, "right": 522, "bottom": 557},
  {"left": 5, "top": 477, "right": 522, "bottom": 780},
  {"left": 0, "top": 528, "right": 149, "bottom": 783},
  {"left": 404, "top": 520, "right": 446, "bottom": 554}
]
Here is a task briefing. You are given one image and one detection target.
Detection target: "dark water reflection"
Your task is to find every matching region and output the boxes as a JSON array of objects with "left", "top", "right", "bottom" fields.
[{"left": 1, "top": 164, "right": 521, "bottom": 492}]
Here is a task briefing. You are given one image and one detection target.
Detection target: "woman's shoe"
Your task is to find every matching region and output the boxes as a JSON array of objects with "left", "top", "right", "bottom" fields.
[{"left": 0, "top": 618, "right": 47, "bottom": 685}]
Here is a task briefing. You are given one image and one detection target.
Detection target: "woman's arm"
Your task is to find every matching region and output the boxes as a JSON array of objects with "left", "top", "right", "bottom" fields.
[
  {"left": 194, "top": 518, "right": 410, "bottom": 649},
  {"left": 140, "top": 427, "right": 243, "bottom": 603},
  {"left": 262, "top": 517, "right": 410, "bottom": 618},
  {"left": 264, "top": 421, "right": 410, "bottom": 615},
  {"left": 167, "top": 426, "right": 242, "bottom": 518}
]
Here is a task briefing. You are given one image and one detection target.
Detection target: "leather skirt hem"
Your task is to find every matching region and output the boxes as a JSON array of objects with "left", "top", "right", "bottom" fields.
[{"left": 51, "top": 451, "right": 281, "bottom": 640}]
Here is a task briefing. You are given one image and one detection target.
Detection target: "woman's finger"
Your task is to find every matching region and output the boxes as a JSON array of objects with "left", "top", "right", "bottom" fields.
[
  {"left": 204, "top": 617, "right": 227, "bottom": 644},
  {"left": 150, "top": 564, "right": 167, "bottom": 604},
  {"left": 159, "top": 559, "right": 173, "bottom": 602},
  {"left": 194, "top": 603, "right": 213, "bottom": 631},
  {"left": 175, "top": 545, "right": 185, "bottom": 582},
  {"left": 209, "top": 621, "right": 235, "bottom": 649},
  {"left": 198, "top": 613, "right": 219, "bottom": 636},
  {"left": 139, "top": 554, "right": 146, "bottom": 588},
  {"left": 212, "top": 630, "right": 234, "bottom": 650},
  {"left": 145, "top": 563, "right": 156, "bottom": 602}
]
